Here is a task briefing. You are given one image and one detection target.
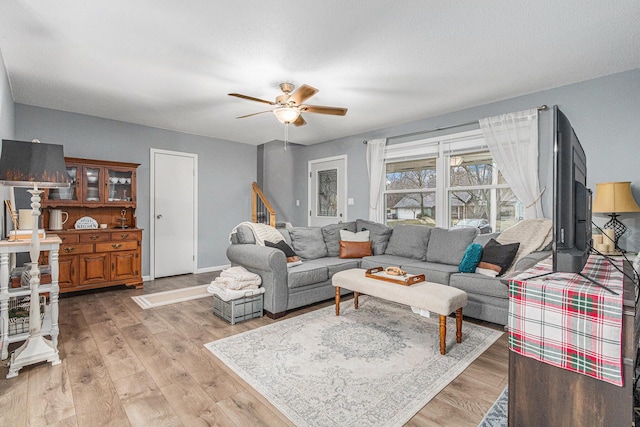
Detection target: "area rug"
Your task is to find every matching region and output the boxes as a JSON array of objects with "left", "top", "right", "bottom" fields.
[
  {"left": 131, "top": 284, "right": 210, "bottom": 309},
  {"left": 478, "top": 386, "right": 508, "bottom": 427},
  {"left": 205, "top": 296, "right": 502, "bottom": 427}
]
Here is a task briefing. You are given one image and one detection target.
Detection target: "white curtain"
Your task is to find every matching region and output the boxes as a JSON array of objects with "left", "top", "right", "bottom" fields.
[
  {"left": 366, "top": 138, "right": 387, "bottom": 222},
  {"left": 479, "top": 109, "right": 543, "bottom": 219}
]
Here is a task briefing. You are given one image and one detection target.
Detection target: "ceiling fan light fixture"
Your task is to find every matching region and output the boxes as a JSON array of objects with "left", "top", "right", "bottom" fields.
[{"left": 273, "top": 107, "right": 300, "bottom": 124}]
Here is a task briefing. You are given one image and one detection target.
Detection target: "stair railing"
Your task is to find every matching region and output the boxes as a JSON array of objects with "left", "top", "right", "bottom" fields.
[{"left": 252, "top": 182, "right": 276, "bottom": 227}]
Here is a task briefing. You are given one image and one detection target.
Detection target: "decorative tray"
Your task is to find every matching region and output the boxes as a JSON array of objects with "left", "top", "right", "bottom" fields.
[{"left": 365, "top": 267, "right": 425, "bottom": 286}]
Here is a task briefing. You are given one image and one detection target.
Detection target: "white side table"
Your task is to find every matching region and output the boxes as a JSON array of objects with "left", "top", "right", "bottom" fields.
[{"left": 0, "top": 236, "right": 61, "bottom": 362}]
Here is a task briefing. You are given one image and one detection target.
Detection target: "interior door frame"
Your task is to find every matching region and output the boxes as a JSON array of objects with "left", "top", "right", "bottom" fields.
[
  {"left": 307, "top": 154, "right": 348, "bottom": 226},
  {"left": 149, "top": 148, "right": 198, "bottom": 280}
]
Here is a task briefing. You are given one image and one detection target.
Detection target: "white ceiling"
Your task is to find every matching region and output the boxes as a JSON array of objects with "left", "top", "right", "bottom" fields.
[{"left": 0, "top": 1, "right": 638, "bottom": 146}]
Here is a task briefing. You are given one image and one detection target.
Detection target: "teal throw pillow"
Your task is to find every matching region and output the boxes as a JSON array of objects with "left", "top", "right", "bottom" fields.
[{"left": 458, "top": 243, "right": 483, "bottom": 273}]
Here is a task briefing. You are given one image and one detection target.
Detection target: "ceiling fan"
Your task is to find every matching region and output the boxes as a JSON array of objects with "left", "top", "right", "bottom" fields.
[{"left": 228, "top": 82, "right": 348, "bottom": 127}]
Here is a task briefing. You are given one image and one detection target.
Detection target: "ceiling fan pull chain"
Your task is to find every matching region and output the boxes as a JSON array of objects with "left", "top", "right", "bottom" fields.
[{"left": 284, "top": 122, "right": 289, "bottom": 151}]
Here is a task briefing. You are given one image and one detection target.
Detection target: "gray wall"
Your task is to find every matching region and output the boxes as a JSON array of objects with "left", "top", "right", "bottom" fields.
[
  {"left": 0, "top": 50, "right": 15, "bottom": 234},
  {"left": 14, "top": 104, "right": 256, "bottom": 275},
  {"left": 262, "top": 68, "right": 640, "bottom": 252}
]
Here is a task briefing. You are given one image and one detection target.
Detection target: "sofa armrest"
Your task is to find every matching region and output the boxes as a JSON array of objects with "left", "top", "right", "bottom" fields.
[{"left": 226, "top": 244, "right": 289, "bottom": 314}]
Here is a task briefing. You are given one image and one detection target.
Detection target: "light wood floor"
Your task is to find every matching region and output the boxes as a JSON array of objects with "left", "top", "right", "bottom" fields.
[{"left": 0, "top": 273, "right": 508, "bottom": 426}]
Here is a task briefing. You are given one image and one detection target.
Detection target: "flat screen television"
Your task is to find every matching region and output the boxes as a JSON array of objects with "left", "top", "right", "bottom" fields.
[{"left": 552, "top": 106, "right": 592, "bottom": 274}]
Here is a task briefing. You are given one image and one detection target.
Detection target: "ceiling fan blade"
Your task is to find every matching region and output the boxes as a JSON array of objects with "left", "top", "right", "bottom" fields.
[
  {"left": 236, "top": 110, "right": 273, "bottom": 119},
  {"left": 228, "top": 93, "right": 276, "bottom": 105},
  {"left": 301, "top": 105, "right": 348, "bottom": 116},
  {"left": 292, "top": 115, "right": 307, "bottom": 127},
  {"left": 289, "top": 84, "right": 318, "bottom": 105}
]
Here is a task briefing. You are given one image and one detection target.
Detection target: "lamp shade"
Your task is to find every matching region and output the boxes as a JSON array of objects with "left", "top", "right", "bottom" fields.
[
  {"left": 273, "top": 107, "right": 300, "bottom": 124},
  {"left": 0, "top": 139, "right": 69, "bottom": 188},
  {"left": 592, "top": 181, "right": 640, "bottom": 213}
]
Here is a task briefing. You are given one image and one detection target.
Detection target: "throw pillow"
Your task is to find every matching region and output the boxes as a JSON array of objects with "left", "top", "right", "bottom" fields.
[
  {"left": 458, "top": 243, "right": 483, "bottom": 273},
  {"left": 322, "top": 222, "right": 356, "bottom": 257},
  {"left": 384, "top": 224, "right": 431, "bottom": 260},
  {"left": 477, "top": 238, "right": 520, "bottom": 276},
  {"left": 426, "top": 227, "right": 478, "bottom": 265},
  {"left": 290, "top": 227, "right": 328, "bottom": 260},
  {"left": 265, "top": 240, "right": 302, "bottom": 267},
  {"left": 355, "top": 219, "right": 393, "bottom": 255},
  {"left": 475, "top": 262, "right": 501, "bottom": 277},
  {"left": 339, "top": 240, "right": 372, "bottom": 258},
  {"left": 339, "top": 229, "right": 370, "bottom": 242}
]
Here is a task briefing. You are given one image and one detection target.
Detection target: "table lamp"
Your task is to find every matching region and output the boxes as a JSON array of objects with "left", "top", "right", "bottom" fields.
[
  {"left": 592, "top": 181, "right": 640, "bottom": 251},
  {"left": 0, "top": 139, "right": 69, "bottom": 377}
]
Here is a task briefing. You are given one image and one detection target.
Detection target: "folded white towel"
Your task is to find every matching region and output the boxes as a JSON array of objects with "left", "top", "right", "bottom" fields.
[
  {"left": 214, "top": 276, "right": 261, "bottom": 290},
  {"left": 207, "top": 283, "right": 266, "bottom": 301},
  {"left": 220, "top": 266, "right": 261, "bottom": 282}
]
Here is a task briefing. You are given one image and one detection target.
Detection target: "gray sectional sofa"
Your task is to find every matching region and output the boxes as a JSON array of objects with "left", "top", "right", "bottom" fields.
[{"left": 226, "top": 219, "right": 550, "bottom": 324}]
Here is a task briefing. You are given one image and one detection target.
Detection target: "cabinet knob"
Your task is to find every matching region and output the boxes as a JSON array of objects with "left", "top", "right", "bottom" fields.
[
  {"left": 121, "top": 234, "right": 129, "bottom": 239},
  {"left": 63, "top": 247, "right": 76, "bottom": 253},
  {"left": 156, "top": 214, "right": 162, "bottom": 219},
  {"left": 90, "top": 235, "right": 99, "bottom": 240},
  {"left": 112, "top": 243, "right": 122, "bottom": 249}
]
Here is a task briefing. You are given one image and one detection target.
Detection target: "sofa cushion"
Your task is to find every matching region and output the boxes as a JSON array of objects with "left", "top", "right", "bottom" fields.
[
  {"left": 290, "top": 227, "right": 328, "bottom": 260},
  {"left": 339, "top": 241, "right": 372, "bottom": 258},
  {"left": 479, "top": 238, "right": 520, "bottom": 275},
  {"left": 458, "top": 243, "right": 483, "bottom": 273},
  {"left": 401, "top": 260, "right": 461, "bottom": 285},
  {"left": 287, "top": 262, "right": 329, "bottom": 289},
  {"left": 321, "top": 222, "right": 356, "bottom": 257},
  {"left": 235, "top": 224, "right": 256, "bottom": 244},
  {"left": 384, "top": 224, "right": 431, "bottom": 260},
  {"left": 473, "top": 232, "right": 500, "bottom": 247},
  {"left": 426, "top": 227, "right": 478, "bottom": 265},
  {"left": 360, "top": 254, "right": 415, "bottom": 271},
  {"left": 302, "top": 257, "right": 360, "bottom": 278},
  {"left": 449, "top": 273, "right": 509, "bottom": 299},
  {"left": 356, "top": 219, "right": 392, "bottom": 255},
  {"left": 278, "top": 228, "right": 293, "bottom": 246}
]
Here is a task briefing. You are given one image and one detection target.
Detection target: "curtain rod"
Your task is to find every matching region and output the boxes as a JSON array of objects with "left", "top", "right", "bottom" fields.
[{"left": 363, "top": 104, "right": 548, "bottom": 144}]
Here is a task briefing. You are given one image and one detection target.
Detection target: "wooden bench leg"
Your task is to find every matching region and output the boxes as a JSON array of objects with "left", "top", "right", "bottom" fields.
[
  {"left": 439, "top": 315, "right": 446, "bottom": 355},
  {"left": 335, "top": 287, "right": 340, "bottom": 316},
  {"left": 456, "top": 308, "right": 463, "bottom": 343},
  {"left": 354, "top": 291, "right": 359, "bottom": 309}
]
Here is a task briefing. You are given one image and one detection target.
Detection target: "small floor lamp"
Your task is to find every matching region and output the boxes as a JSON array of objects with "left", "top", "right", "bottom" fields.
[
  {"left": 0, "top": 139, "right": 69, "bottom": 377},
  {"left": 592, "top": 181, "right": 640, "bottom": 251}
]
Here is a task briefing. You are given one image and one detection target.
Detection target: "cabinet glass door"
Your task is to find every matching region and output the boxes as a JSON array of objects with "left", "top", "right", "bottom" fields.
[
  {"left": 84, "top": 167, "right": 101, "bottom": 203},
  {"left": 48, "top": 165, "right": 79, "bottom": 202},
  {"left": 107, "top": 168, "right": 133, "bottom": 203}
]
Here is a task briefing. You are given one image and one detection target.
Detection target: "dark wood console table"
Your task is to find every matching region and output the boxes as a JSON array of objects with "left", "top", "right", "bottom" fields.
[{"left": 508, "top": 261, "right": 638, "bottom": 426}]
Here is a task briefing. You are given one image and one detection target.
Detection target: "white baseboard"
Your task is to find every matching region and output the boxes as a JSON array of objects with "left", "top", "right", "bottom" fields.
[
  {"left": 143, "top": 264, "right": 228, "bottom": 282},
  {"left": 197, "top": 264, "right": 230, "bottom": 274}
]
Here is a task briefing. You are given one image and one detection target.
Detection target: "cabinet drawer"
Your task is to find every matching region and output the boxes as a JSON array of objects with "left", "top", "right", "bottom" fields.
[
  {"left": 95, "top": 240, "right": 138, "bottom": 252},
  {"left": 80, "top": 233, "right": 110, "bottom": 243},
  {"left": 110, "top": 231, "right": 140, "bottom": 241},
  {"left": 61, "top": 243, "right": 94, "bottom": 255},
  {"left": 57, "top": 234, "right": 79, "bottom": 244}
]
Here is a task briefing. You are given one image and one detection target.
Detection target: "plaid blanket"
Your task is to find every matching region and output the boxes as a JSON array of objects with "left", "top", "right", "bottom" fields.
[{"left": 508, "top": 255, "right": 625, "bottom": 386}]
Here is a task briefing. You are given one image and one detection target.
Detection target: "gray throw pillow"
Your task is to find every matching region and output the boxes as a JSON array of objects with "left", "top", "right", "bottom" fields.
[
  {"left": 321, "top": 222, "right": 356, "bottom": 257},
  {"left": 236, "top": 225, "right": 256, "bottom": 244},
  {"left": 385, "top": 224, "right": 431, "bottom": 260},
  {"left": 355, "top": 219, "right": 392, "bottom": 255},
  {"left": 426, "top": 227, "right": 478, "bottom": 265},
  {"left": 290, "top": 227, "right": 328, "bottom": 260}
]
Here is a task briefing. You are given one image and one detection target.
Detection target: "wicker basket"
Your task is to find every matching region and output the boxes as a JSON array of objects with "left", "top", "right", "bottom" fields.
[{"left": 8, "top": 296, "right": 46, "bottom": 336}]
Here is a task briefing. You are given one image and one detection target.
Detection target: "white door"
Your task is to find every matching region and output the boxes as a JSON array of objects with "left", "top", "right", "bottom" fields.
[
  {"left": 151, "top": 149, "right": 197, "bottom": 278},
  {"left": 308, "top": 156, "right": 347, "bottom": 226}
]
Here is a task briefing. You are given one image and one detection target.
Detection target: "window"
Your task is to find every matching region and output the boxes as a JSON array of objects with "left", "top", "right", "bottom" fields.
[{"left": 383, "top": 130, "right": 522, "bottom": 232}]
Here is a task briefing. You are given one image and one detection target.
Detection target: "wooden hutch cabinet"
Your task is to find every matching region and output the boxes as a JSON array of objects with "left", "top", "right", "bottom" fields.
[{"left": 41, "top": 157, "right": 142, "bottom": 293}]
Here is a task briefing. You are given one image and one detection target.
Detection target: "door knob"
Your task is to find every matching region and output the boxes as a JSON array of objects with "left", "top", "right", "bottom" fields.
[{"left": 156, "top": 214, "right": 162, "bottom": 219}]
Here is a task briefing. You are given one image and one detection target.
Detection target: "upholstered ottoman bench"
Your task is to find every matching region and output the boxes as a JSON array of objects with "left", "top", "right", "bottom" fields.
[{"left": 332, "top": 268, "right": 468, "bottom": 355}]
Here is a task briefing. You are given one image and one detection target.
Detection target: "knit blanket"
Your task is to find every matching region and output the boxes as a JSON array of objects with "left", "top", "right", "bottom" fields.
[
  {"left": 497, "top": 218, "right": 552, "bottom": 273},
  {"left": 211, "top": 266, "right": 262, "bottom": 290},
  {"left": 229, "top": 221, "right": 283, "bottom": 246}
]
